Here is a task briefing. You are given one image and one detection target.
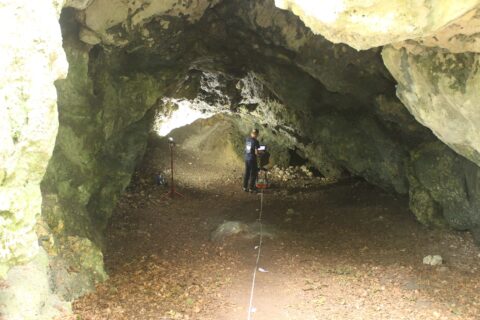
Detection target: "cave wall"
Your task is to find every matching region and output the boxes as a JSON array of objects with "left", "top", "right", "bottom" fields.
[
  {"left": 201, "top": 0, "right": 430, "bottom": 194},
  {"left": 39, "top": 9, "right": 171, "bottom": 300},
  {"left": 276, "top": 1, "right": 480, "bottom": 238},
  {"left": 0, "top": 0, "right": 72, "bottom": 318},
  {"left": 0, "top": 0, "right": 67, "bottom": 276},
  {"left": 408, "top": 142, "right": 480, "bottom": 231},
  {"left": 270, "top": 2, "right": 480, "bottom": 163},
  {"left": 274, "top": 0, "right": 480, "bottom": 50},
  {"left": 383, "top": 46, "right": 480, "bottom": 166}
]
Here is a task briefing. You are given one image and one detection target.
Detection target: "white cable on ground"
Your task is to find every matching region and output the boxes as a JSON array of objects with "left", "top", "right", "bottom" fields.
[{"left": 247, "top": 189, "right": 264, "bottom": 320}]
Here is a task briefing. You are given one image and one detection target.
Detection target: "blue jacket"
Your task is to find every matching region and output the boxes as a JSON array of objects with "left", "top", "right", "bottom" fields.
[{"left": 245, "top": 137, "right": 260, "bottom": 161}]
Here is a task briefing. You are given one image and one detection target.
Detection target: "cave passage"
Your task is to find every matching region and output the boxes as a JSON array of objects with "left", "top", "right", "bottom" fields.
[
  {"left": 5, "top": 1, "right": 480, "bottom": 319},
  {"left": 72, "top": 116, "right": 480, "bottom": 320}
]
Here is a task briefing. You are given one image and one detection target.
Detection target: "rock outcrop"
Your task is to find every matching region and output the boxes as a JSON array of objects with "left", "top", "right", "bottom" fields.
[
  {"left": 383, "top": 46, "right": 480, "bottom": 167},
  {"left": 0, "top": 0, "right": 67, "bottom": 277},
  {"left": 270, "top": 0, "right": 480, "bottom": 239},
  {"left": 274, "top": 0, "right": 480, "bottom": 50},
  {"left": 275, "top": 0, "right": 480, "bottom": 170},
  {"left": 40, "top": 9, "right": 167, "bottom": 300},
  {"left": 0, "top": 0, "right": 70, "bottom": 318},
  {"left": 408, "top": 142, "right": 480, "bottom": 232}
]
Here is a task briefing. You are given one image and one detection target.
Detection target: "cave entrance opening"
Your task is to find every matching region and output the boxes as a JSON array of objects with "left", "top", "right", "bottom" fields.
[{"left": 154, "top": 99, "right": 216, "bottom": 137}]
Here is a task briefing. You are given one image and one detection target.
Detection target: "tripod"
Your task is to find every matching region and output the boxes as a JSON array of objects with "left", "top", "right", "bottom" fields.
[{"left": 162, "top": 139, "right": 184, "bottom": 199}]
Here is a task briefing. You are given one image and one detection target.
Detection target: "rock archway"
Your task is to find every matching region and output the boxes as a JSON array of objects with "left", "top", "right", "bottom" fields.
[{"left": 2, "top": 0, "right": 480, "bottom": 318}]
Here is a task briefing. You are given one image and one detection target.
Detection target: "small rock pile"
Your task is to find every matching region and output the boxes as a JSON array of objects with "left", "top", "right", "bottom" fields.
[
  {"left": 210, "top": 221, "right": 276, "bottom": 241},
  {"left": 267, "top": 165, "right": 336, "bottom": 189},
  {"left": 269, "top": 165, "right": 315, "bottom": 181},
  {"left": 423, "top": 255, "right": 443, "bottom": 266}
]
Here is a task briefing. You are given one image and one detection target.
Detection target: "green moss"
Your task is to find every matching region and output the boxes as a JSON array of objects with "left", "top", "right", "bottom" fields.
[
  {"left": 408, "top": 142, "right": 480, "bottom": 230},
  {"left": 407, "top": 170, "right": 446, "bottom": 228},
  {"left": 0, "top": 210, "right": 14, "bottom": 219},
  {"left": 41, "top": 33, "right": 166, "bottom": 297}
]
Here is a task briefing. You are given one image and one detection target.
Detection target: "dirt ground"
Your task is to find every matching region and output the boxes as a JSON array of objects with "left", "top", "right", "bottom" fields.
[{"left": 73, "top": 128, "right": 480, "bottom": 320}]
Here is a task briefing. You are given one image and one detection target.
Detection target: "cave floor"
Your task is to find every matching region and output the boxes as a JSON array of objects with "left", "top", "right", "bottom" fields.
[
  {"left": 73, "top": 180, "right": 480, "bottom": 320},
  {"left": 73, "top": 132, "right": 480, "bottom": 320}
]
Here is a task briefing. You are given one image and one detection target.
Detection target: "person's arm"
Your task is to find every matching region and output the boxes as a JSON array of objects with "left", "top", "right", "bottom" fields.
[{"left": 254, "top": 140, "right": 260, "bottom": 155}]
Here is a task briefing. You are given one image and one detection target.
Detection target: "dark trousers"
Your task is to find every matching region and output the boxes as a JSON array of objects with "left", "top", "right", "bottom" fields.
[{"left": 243, "top": 159, "right": 258, "bottom": 190}]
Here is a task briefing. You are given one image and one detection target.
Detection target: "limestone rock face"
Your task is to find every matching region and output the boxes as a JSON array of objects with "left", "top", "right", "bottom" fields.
[
  {"left": 64, "top": 0, "right": 93, "bottom": 10},
  {"left": 408, "top": 142, "right": 480, "bottom": 237},
  {"left": 0, "top": 0, "right": 67, "bottom": 276},
  {"left": 274, "top": 0, "right": 480, "bottom": 50},
  {"left": 0, "top": 2, "right": 70, "bottom": 318},
  {"left": 393, "top": 8, "right": 480, "bottom": 54},
  {"left": 80, "top": 0, "right": 220, "bottom": 45},
  {"left": 274, "top": 0, "right": 480, "bottom": 172},
  {"left": 382, "top": 46, "right": 480, "bottom": 167},
  {"left": 40, "top": 9, "right": 167, "bottom": 299},
  {"left": 0, "top": 248, "right": 71, "bottom": 319}
]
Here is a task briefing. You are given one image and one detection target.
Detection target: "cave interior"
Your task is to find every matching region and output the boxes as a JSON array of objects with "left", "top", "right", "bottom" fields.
[{"left": 2, "top": 0, "right": 480, "bottom": 319}]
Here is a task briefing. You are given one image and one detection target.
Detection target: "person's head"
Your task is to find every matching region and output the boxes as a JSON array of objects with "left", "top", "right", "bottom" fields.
[{"left": 251, "top": 128, "right": 259, "bottom": 138}]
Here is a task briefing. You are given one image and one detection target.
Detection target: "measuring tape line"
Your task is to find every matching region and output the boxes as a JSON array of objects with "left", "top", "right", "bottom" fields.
[{"left": 247, "top": 189, "right": 264, "bottom": 320}]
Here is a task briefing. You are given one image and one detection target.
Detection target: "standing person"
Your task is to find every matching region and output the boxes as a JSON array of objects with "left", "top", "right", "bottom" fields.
[{"left": 243, "top": 129, "right": 260, "bottom": 193}]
